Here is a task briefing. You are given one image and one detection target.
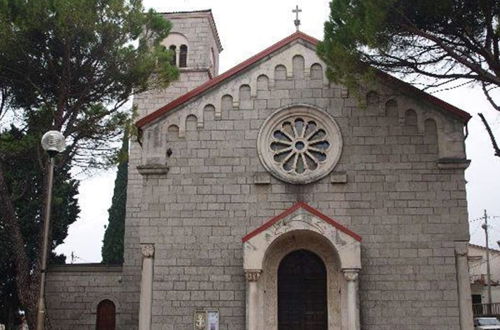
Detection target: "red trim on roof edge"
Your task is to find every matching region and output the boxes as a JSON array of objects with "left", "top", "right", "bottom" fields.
[
  {"left": 242, "top": 201, "right": 362, "bottom": 243},
  {"left": 375, "top": 71, "right": 471, "bottom": 122},
  {"left": 136, "top": 31, "right": 470, "bottom": 128},
  {"left": 136, "top": 32, "right": 317, "bottom": 128}
]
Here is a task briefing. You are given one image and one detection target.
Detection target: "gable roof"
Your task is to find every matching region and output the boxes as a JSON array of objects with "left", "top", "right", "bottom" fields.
[
  {"left": 242, "top": 201, "right": 362, "bottom": 243},
  {"left": 136, "top": 31, "right": 471, "bottom": 129}
]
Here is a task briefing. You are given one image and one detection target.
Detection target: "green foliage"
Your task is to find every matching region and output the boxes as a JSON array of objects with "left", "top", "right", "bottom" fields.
[
  {"left": 318, "top": 0, "right": 500, "bottom": 99},
  {"left": 0, "top": 0, "right": 179, "bottom": 167},
  {"left": 0, "top": 0, "right": 179, "bottom": 326},
  {"left": 101, "top": 130, "right": 128, "bottom": 264},
  {"left": 0, "top": 124, "right": 79, "bottom": 326}
]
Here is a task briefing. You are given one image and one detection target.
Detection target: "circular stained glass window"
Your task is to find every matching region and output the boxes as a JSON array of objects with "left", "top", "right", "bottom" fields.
[{"left": 257, "top": 105, "right": 343, "bottom": 184}]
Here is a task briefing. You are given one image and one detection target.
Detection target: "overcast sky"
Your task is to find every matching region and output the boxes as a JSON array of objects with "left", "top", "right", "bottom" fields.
[{"left": 55, "top": 0, "right": 500, "bottom": 263}]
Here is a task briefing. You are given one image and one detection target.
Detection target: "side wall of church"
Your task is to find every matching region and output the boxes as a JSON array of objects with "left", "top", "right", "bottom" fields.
[
  {"left": 45, "top": 265, "right": 123, "bottom": 329},
  {"left": 135, "top": 41, "right": 469, "bottom": 330}
]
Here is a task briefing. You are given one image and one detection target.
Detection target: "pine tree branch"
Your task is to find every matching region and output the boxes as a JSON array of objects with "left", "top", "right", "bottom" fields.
[{"left": 478, "top": 113, "right": 500, "bottom": 157}]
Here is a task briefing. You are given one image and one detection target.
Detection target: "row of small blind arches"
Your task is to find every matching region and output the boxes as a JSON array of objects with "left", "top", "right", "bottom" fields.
[{"left": 169, "top": 44, "right": 188, "bottom": 67}]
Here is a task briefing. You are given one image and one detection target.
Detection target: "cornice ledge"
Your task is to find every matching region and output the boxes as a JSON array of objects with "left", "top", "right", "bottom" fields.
[
  {"left": 137, "top": 164, "right": 169, "bottom": 176},
  {"left": 437, "top": 158, "right": 471, "bottom": 170}
]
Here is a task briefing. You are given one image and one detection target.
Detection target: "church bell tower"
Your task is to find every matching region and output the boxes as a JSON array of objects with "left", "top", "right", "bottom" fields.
[{"left": 134, "top": 9, "right": 223, "bottom": 118}]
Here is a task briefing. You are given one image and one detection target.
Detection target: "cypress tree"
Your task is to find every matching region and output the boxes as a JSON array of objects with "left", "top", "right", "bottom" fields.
[{"left": 101, "top": 131, "right": 128, "bottom": 264}]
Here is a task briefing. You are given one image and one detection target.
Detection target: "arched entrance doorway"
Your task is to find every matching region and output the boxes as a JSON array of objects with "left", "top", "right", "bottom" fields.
[
  {"left": 243, "top": 202, "right": 362, "bottom": 330},
  {"left": 278, "top": 249, "right": 327, "bottom": 330}
]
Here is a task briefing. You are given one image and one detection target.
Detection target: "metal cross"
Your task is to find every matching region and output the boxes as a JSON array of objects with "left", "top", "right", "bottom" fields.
[{"left": 293, "top": 5, "right": 302, "bottom": 31}]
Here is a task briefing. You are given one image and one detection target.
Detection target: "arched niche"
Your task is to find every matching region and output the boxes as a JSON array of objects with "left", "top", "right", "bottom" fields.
[
  {"left": 424, "top": 118, "right": 439, "bottom": 154},
  {"left": 257, "top": 74, "right": 269, "bottom": 91},
  {"left": 221, "top": 94, "right": 233, "bottom": 113},
  {"left": 274, "top": 65, "right": 287, "bottom": 80},
  {"left": 185, "top": 114, "right": 198, "bottom": 131},
  {"left": 385, "top": 99, "right": 398, "bottom": 117},
  {"left": 310, "top": 63, "right": 323, "bottom": 80},
  {"left": 366, "top": 91, "right": 380, "bottom": 110},
  {"left": 239, "top": 84, "right": 251, "bottom": 101},
  {"left": 166, "top": 124, "right": 180, "bottom": 141},
  {"left": 292, "top": 55, "right": 305, "bottom": 79},
  {"left": 404, "top": 109, "right": 418, "bottom": 127},
  {"left": 404, "top": 109, "right": 418, "bottom": 134}
]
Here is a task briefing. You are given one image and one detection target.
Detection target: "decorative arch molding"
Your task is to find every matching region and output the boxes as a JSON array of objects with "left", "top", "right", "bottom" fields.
[{"left": 243, "top": 202, "right": 361, "bottom": 330}]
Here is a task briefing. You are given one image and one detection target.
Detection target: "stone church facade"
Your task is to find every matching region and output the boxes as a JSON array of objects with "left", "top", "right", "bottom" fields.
[{"left": 46, "top": 9, "right": 475, "bottom": 330}]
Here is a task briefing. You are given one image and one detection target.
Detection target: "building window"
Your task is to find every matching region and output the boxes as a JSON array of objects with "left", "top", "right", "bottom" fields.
[
  {"left": 96, "top": 299, "right": 116, "bottom": 330},
  {"left": 169, "top": 45, "right": 177, "bottom": 66},
  {"left": 179, "top": 44, "right": 188, "bottom": 67},
  {"left": 257, "top": 105, "right": 343, "bottom": 184}
]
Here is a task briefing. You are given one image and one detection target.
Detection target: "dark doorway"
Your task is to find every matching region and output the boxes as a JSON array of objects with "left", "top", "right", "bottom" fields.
[
  {"left": 96, "top": 299, "right": 116, "bottom": 330},
  {"left": 278, "top": 249, "right": 328, "bottom": 330},
  {"left": 179, "top": 45, "right": 188, "bottom": 67}
]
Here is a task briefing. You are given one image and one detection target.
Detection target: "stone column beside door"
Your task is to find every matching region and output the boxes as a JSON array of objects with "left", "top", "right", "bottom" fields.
[
  {"left": 343, "top": 269, "right": 360, "bottom": 330},
  {"left": 139, "top": 243, "right": 155, "bottom": 330},
  {"left": 245, "top": 270, "right": 262, "bottom": 330}
]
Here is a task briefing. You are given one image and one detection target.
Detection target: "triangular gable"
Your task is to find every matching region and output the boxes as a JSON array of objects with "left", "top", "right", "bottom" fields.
[
  {"left": 242, "top": 201, "right": 362, "bottom": 242},
  {"left": 136, "top": 31, "right": 471, "bottom": 130}
]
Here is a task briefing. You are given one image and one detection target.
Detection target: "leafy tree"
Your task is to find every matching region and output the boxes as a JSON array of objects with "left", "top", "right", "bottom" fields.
[
  {"left": 0, "top": 0, "right": 178, "bottom": 327},
  {"left": 318, "top": 0, "right": 500, "bottom": 155},
  {"left": 101, "top": 130, "right": 129, "bottom": 264},
  {"left": 0, "top": 123, "right": 79, "bottom": 328}
]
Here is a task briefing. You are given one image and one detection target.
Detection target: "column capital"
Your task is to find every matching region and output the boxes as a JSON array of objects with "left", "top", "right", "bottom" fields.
[
  {"left": 454, "top": 241, "right": 468, "bottom": 257},
  {"left": 342, "top": 268, "right": 360, "bottom": 282},
  {"left": 245, "top": 269, "right": 262, "bottom": 282},
  {"left": 141, "top": 243, "right": 155, "bottom": 258}
]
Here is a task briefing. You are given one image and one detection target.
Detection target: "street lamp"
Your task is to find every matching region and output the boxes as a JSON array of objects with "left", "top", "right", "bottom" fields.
[{"left": 36, "top": 131, "right": 65, "bottom": 330}]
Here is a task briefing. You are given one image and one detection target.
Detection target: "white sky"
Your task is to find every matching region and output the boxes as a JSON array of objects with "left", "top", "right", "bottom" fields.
[{"left": 55, "top": 0, "right": 500, "bottom": 262}]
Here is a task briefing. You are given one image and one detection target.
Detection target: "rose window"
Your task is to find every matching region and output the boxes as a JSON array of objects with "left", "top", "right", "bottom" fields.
[{"left": 257, "top": 105, "right": 343, "bottom": 184}]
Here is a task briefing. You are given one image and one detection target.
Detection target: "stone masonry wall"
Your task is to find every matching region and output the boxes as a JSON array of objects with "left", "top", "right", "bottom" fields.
[
  {"left": 134, "top": 40, "right": 470, "bottom": 330},
  {"left": 45, "top": 265, "right": 123, "bottom": 329},
  {"left": 117, "top": 12, "right": 223, "bottom": 329}
]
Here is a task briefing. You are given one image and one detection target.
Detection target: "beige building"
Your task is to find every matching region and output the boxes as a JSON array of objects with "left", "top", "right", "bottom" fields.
[
  {"left": 46, "top": 9, "right": 475, "bottom": 330},
  {"left": 469, "top": 243, "right": 500, "bottom": 305}
]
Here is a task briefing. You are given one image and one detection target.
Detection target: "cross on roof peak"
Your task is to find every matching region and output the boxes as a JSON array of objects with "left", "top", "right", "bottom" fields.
[{"left": 292, "top": 5, "right": 302, "bottom": 31}]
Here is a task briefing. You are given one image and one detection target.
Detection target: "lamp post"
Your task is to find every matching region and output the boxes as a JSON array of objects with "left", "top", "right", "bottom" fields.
[
  {"left": 482, "top": 209, "right": 492, "bottom": 315},
  {"left": 36, "top": 131, "right": 65, "bottom": 330}
]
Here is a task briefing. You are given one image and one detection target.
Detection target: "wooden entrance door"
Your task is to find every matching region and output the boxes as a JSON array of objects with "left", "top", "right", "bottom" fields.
[
  {"left": 278, "top": 249, "right": 327, "bottom": 330},
  {"left": 96, "top": 299, "right": 116, "bottom": 330}
]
